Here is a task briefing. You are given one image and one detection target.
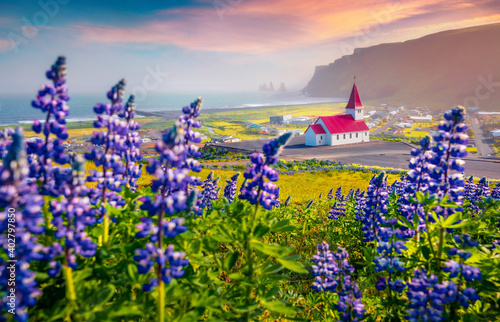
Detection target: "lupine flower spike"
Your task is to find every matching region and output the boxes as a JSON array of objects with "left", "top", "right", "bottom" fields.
[
  {"left": 136, "top": 99, "right": 203, "bottom": 321},
  {"left": 0, "top": 128, "right": 46, "bottom": 321},
  {"left": 239, "top": 132, "right": 294, "bottom": 210},
  {"left": 28, "top": 56, "right": 70, "bottom": 197}
]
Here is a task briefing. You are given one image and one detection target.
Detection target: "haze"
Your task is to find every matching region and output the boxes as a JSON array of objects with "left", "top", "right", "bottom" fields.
[{"left": 0, "top": 0, "right": 499, "bottom": 94}]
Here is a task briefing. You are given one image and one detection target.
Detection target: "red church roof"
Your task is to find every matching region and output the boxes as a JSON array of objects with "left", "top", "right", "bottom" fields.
[
  {"left": 307, "top": 124, "right": 326, "bottom": 134},
  {"left": 318, "top": 114, "right": 369, "bottom": 134},
  {"left": 345, "top": 82, "right": 363, "bottom": 109}
]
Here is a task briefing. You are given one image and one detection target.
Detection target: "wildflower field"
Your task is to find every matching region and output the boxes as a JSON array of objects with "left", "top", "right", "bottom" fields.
[{"left": 1, "top": 57, "right": 500, "bottom": 322}]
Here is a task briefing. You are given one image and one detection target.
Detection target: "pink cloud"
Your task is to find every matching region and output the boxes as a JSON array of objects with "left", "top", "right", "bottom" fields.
[
  {"left": 0, "top": 39, "right": 13, "bottom": 52},
  {"left": 74, "top": 0, "right": 498, "bottom": 53}
]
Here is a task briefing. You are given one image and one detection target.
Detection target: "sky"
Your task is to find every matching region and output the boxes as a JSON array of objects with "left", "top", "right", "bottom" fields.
[{"left": 0, "top": 0, "right": 499, "bottom": 94}]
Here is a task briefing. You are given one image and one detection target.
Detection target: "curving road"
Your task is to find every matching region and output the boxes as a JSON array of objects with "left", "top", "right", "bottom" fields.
[
  {"left": 215, "top": 137, "right": 500, "bottom": 179},
  {"left": 470, "top": 118, "right": 495, "bottom": 156}
]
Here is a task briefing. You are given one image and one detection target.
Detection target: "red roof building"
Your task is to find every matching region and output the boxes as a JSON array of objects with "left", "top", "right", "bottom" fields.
[{"left": 305, "top": 81, "right": 370, "bottom": 147}]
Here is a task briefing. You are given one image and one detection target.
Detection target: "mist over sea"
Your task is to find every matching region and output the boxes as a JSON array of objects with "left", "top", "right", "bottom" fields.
[{"left": 0, "top": 91, "right": 344, "bottom": 126}]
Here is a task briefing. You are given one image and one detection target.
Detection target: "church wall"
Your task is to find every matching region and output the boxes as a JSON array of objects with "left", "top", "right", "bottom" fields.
[
  {"left": 316, "top": 119, "right": 332, "bottom": 145},
  {"left": 329, "top": 131, "right": 369, "bottom": 146},
  {"left": 305, "top": 128, "right": 327, "bottom": 146}
]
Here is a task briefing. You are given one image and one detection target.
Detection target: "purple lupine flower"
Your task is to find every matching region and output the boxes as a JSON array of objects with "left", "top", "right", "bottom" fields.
[
  {"left": 464, "top": 176, "right": 475, "bottom": 200},
  {"left": 347, "top": 188, "right": 354, "bottom": 200},
  {"left": 136, "top": 98, "right": 203, "bottom": 291},
  {"left": 311, "top": 242, "right": 365, "bottom": 321},
  {"left": 0, "top": 128, "right": 15, "bottom": 159},
  {"left": 327, "top": 188, "right": 334, "bottom": 200},
  {"left": 85, "top": 80, "right": 128, "bottom": 228},
  {"left": 118, "top": 95, "right": 143, "bottom": 189},
  {"left": 328, "top": 201, "right": 345, "bottom": 220},
  {"left": 358, "top": 173, "right": 389, "bottom": 242},
  {"left": 473, "top": 177, "right": 490, "bottom": 200},
  {"left": 284, "top": 195, "right": 291, "bottom": 206},
  {"left": 223, "top": 173, "right": 240, "bottom": 203},
  {"left": 27, "top": 56, "right": 70, "bottom": 196},
  {"left": 133, "top": 244, "right": 189, "bottom": 292},
  {"left": 48, "top": 154, "right": 98, "bottom": 275},
  {"left": 428, "top": 106, "right": 468, "bottom": 219},
  {"left": 200, "top": 172, "right": 219, "bottom": 210},
  {"left": 239, "top": 132, "right": 293, "bottom": 210},
  {"left": 0, "top": 128, "right": 46, "bottom": 322},
  {"left": 354, "top": 191, "right": 366, "bottom": 221},
  {"left": 491, "top": 182, "right": 500, "bottom": 199},
  {"left": 335, "top": 186, "right": 342, "bottom": 201},
  {"left": 406, "top": 269, "right": 447, "bottom": 321}
]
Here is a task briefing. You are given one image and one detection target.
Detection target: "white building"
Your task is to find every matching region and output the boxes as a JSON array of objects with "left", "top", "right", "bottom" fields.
[
  {"left": 410, "top": 115, "right": 433, "bottom": 123},
  {"left": 305, "top": 82, "right": 370, "bottom": 146}
]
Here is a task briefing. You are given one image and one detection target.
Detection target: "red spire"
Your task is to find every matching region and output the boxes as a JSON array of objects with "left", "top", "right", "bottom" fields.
[{"left": 345, "top": 82, "right": 363, "bottom": 109}]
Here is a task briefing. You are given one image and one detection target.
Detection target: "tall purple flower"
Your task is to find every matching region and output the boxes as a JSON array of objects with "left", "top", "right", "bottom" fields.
[
  {"left": 428, "top": 106, "right": 468, "bottom": 219},
  {"left": 0, "top": 128, "right": 46, "bottom": 322},
  {"left": 311, "top": 242, "right": 366, "bottom": 321},
  {"left": 223, "top": 173, "right": 240, "bottom": 203},
  {"left": 118, "top": 95, "right": 143, "bottom": 189},
  {"left": 329, "top": 187, "right": 346, "bottom": 220},
  {"left": 85, "top": 80, "right": 127, "bottom": 242},
  {"left": 358, "top": 173, "right": 389, "bottom": 242},
  {"left": 47, "top": 154, "right": 98, "bottom": 288},
  {"left": 399, "top": 136, "right": 433, "bottom": 236},
  {"left": 239, "top": 132, "right": 293, "bottom": 210},
  {"left": 136, "top": 98, "right": 203, "bottom": 298},
  {"left": 200, "top": 172, "right": 220, "bottom": 210},
  {"left": 27, "top": 56, "right": 70, "bottom": 195},
  {"left": 491, "top": 182, "right": 500, "bottom": 199}
]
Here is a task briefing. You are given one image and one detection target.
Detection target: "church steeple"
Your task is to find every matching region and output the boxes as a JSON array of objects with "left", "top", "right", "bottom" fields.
[{"left": 345, "top": 79, "right": 364, "bottom": 120}]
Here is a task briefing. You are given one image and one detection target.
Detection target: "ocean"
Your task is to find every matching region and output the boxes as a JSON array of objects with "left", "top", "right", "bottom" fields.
[{"left": 0, "top": 91, "right": 344, "bottom": 126}]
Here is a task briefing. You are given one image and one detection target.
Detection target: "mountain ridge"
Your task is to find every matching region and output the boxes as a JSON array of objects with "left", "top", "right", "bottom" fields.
[{"left": 303, "top": 23, "right": 500, "bottom": 110}]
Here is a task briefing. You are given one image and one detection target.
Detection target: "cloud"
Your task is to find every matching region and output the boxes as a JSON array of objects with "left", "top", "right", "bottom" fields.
[
  {"left": 0, "top": 39, "right": 12, "bottom": 52},
  {"left": 67, "top": 0, "right": 500, "bottom": 54}
]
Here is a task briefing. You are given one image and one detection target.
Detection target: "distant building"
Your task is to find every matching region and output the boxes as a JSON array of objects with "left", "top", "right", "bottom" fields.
[
  {"left": 490, "top": 129, "right": 500, "bottom": 138},
  {"left": 373, "top": 111, "right": 388, "bottom": 119},
  {"left": 394, "top": 122, "right": 413, "bottom": 129},
  {"left": 211, "top": 135, "right": 241, "bottom": 143},
  {"left": 408, "top": 110, "right": 421, "bottom": 116},
  {"left": 270, "top": 114, "right": 292, "bottom": 124},
  {"left": 305, "top": 81, "right": 369, "bottom": 146},
  {"left": 410, "top": 115, "right": 433, "bottom": 123}
]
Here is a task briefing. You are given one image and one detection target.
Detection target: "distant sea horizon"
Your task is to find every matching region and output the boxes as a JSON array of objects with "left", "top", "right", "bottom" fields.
[{"left": 0, "top": 91, "right": 345, "bottom": 126}]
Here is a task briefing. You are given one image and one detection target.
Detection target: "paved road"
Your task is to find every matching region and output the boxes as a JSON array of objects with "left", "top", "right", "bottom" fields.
[
  {"left": 371, "top": 112, "right": 407, "bottom": 135},
  {"left": 215, "top": 137, "right": 500, "bottom": 179},
  {"left": 470, "top": 118, "right": 495, "bottom": 156}
]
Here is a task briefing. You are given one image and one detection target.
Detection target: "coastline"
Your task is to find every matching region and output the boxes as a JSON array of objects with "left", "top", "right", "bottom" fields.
[{"left": 135, "top": 101, "right": 345, "bottom": 120}]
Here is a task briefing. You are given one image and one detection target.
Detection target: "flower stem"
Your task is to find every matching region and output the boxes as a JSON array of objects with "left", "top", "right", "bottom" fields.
[
  {"left": 42, "top": 197, "right": 52, "bottom": 230},
  {"left": 436, "top": 227, "right": 445, "bottom": 280},
  {"left": 157, "top": 280, "right": 165, "bottom": 322},
  {"left": 103, "top": 215, "right": 110, "bottom": 244},
  {"left": 64, "top": 264, "right": 76, "bottom": 302},
  {"left": 243, "top": 202, "right": 260, "bottom": 322}
]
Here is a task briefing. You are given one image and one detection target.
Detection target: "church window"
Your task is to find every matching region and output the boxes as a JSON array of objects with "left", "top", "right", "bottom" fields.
[
  {"left": 320, "top": 136, "right": 323, "bottom": 140},
  {"left": 337, "top": 135, "right": 339, "bottom": 140},
  {"left": 343, "top": 134, "right": 345, "bottom": 139},
  {"left": 350, "top": 133, "right": 352, "bottom": 139},
  {"left": 356, "top": 133, "right": 358, "bottom": 138}
]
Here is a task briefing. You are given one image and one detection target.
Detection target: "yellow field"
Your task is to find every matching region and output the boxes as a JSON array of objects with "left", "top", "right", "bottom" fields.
[{"left": 211, "top": 103, "right": 345, "bottom": 123}]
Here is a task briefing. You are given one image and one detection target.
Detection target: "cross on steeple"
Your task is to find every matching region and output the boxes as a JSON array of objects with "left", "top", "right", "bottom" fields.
[{"left": 353, "top": 76, "right": 356, "bottom": 82}]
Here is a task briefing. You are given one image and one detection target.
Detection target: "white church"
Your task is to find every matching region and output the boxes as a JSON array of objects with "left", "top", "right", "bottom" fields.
[{"left": 305, "top": 81, "right": 370, "bottom": 146}]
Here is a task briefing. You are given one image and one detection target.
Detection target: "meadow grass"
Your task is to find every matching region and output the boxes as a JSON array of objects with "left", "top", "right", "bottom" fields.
[{"left": 85, "top": 161, "right": 401, "bottom": 203}]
